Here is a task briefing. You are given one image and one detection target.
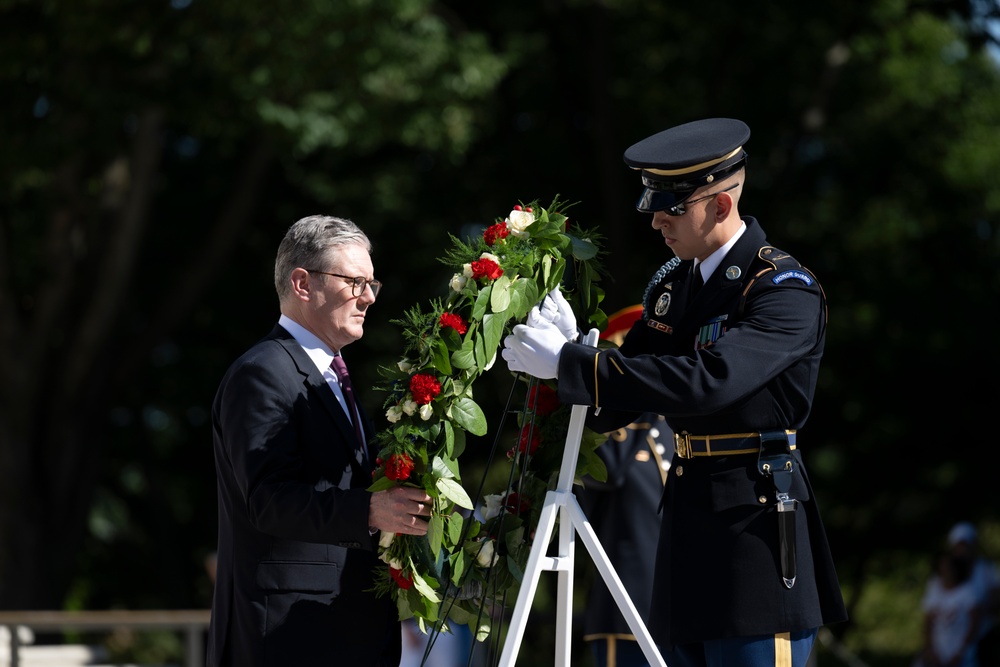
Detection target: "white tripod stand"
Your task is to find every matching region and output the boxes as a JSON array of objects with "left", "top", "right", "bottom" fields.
[{"left": 497, "top": 329, "right": 667, "bottom": 667}]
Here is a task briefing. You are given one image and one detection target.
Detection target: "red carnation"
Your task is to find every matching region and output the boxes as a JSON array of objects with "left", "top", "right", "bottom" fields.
[
  {"left": 385, "top": 453, "right": 415, "bottom": 481},
  {"left": 483, "top": 223, "right": 509, "bottom": 246},
  {"left": 439, "top": 312, "right": 468, "bottom": 335},
  {"left": 409, "top": 373, "right": 441, "bottom": 405},
  {"left": 503, "top": 491, "right": 530, "bottom": 515},
  {"left": 527, "top": 384, "right": 560, "bottom": 416},
  {"left": 389, "top": 567, "right": 413, "bottom": 589},
  {"left": 470, "top": 257, "right": 503, "bottom": 281},
  {"left": 510, "top": 426, "right": 541, "bottom": 458}
]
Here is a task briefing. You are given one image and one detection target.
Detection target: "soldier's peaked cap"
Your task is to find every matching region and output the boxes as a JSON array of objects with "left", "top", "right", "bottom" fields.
[{"left": 624, "top": 118, "right": 750, "bottom": 193}]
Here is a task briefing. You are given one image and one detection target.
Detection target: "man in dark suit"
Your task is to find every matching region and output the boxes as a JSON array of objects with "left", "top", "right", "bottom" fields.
[
  {"left": 208, "top": 215, "right": 433, "bottom": 667},
  {"left": 502, "top": 118, "right": 847, "bottom": 666}
]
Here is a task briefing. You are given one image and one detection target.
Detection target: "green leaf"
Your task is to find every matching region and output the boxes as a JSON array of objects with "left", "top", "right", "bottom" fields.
[
  {"left": 473, "top": 329, "right": 487, "bottom": 371},
  {"left": 436, "top": 477, "right": 474, "bottom": 509},
  {"left": 482, "top": 313, "right": 505, "bottom": 359},
  {"left": 367, "top": 476, "right": 397, "bottom": 492},
  {"left": 472, "top": 285, "right": 491, "bottom": 321},
  {"left": 452, "top": 426, "right": 466, "bottom": 458},
  {"left": 449, "top": 549, "right": 467, "bottom": 585},
  {"left": 449, "top": 396, "right": 487, "bottom": 436},
  {"left": 428, "top": 514, "right": 443, "bottom": 557},
  {"left": 442, "top": 420, "right": 455, "bottom": 458},
  {"left": 506, "top": 553, "right": 524, "bottom": 584},
  {"left": 431, "top": 337, "right": 452, "bottom": 375},
  {"left": 490, "top": 275, "right": 512, "bottom": 312},
  {"left": 452, "top": 338, "right": 476, "bottom": 370},
  {"left": 447, "top": 512, "right": 464, "bottom": 544},
  {"left": 409, "top": 565, "right": 441, "bottom": 604},
  {"left": 431, "top": 455, "right": 455, "bottom": 479},
  {"left": 570, "top": 235, "right": 599, "bottom": 261}
]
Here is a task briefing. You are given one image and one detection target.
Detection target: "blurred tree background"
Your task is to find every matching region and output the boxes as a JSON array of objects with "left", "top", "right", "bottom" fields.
[{"left": 1, "top": 0, "right": 999, "bottom": 665}]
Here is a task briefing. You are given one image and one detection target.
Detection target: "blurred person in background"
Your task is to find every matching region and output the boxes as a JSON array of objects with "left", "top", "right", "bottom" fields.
[
  {"left": 576, "top": 305, "right": 672, "bottom": 667},
  {"left": 915, "top": 548, "right": 983, "bottom": 667}
]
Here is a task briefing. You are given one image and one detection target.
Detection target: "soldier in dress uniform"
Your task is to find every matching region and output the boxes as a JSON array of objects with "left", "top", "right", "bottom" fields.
[{"left": 502, "top": 118, "right": 848, "bottom": 667}]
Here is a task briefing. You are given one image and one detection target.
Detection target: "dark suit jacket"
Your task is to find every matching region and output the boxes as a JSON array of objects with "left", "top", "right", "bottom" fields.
[{"left": 207, "top": 324, "right": 400, "bottom": 667}]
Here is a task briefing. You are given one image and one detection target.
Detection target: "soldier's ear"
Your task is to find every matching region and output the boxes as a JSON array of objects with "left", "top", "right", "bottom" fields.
[{"left": 714, "top": 192, "right": 734, "bottom": 221}]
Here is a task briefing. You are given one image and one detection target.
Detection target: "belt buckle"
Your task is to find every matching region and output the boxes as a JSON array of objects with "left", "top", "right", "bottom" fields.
[{"left": 674, "top": 431, "right": 692, "bottom": 459}]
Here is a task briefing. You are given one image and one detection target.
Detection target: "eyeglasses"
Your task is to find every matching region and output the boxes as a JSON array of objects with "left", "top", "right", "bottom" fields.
[
  {"left": 663, "top": 183, "right": 738, "bottom": 216},
  {"left": 305, "top": 270, "right": 382, "bottom": 298},
  {"left": 637, "top": 182, "right": 738, "bottom": 216}
]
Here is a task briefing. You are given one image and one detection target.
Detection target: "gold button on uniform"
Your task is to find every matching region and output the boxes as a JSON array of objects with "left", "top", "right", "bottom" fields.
[
  {"left": 675, "top": 466, "right": 684, "bottom": 476},
  {"left": 758, "top": 495, "right": 768, "bottom": 504}
]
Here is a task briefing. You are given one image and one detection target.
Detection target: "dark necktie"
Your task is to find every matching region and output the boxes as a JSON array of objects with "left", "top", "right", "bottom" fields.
[
  {"left": 330, "top": 354, "right": 365, "bottom": 449},
  {"left": 691, "top": 263, "right": 704, "bottom": 295}
]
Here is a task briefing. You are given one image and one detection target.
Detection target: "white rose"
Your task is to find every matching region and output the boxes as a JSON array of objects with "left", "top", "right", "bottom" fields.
[
  {"left": 419, "top": 403, "right": 434, "bottom": 421},
  {"left": 462, "top": 264, "right": 473, "bottom": 278},
  {"left": 480, "top": 252, "right": 500, "bottom": 264},
  {"left": 450, "top": 272, "right": 468, "bottom": 292},
  {"left": 380, "top": 552, "right": 404, "bottom": 570},
  {"left": 379, "top": 531, "right": 395, "bottom": 549},
  {"left": 386, "top": 405, "right": 403, "bottom": 423},
  {"left": 401, "top": 399, "right": 418, "bottom": 416},
  {"left": 397, "top": 359, "right": 414, "bottom": 373},
  {"left": 506, "top": 208, "right": 536, "bottom": 237},
  {"left": 482, "top": 493, "right": 504, "bottom": 521},
  {"left": 475, "top": 539, "right": 499, "bottom": 567}
]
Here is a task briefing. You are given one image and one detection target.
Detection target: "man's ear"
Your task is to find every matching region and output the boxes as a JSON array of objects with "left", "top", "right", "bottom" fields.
[
  {"left": 290, "top": 268, "right": 313, "bottom": 300},
  {"left": 715, "top": 192, "right": 734, "bottom": 221}
]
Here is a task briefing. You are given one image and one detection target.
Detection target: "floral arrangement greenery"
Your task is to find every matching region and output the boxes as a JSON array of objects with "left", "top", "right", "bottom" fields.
[{"left": 367, "top": 198, "right": 610, "bottom": 639}]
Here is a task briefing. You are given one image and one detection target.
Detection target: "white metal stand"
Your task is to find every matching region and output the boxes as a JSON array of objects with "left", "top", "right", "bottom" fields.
[{"left": 497, "top": 329, "right": 667, "bottom": 667}]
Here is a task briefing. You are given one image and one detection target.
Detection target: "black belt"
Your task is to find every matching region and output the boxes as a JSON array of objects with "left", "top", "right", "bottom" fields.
[{"left": 673, "top": 430, "right": 797, "bottom": 459}]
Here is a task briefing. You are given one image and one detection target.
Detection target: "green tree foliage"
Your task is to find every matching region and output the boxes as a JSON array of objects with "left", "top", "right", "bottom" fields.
[
  {"left": 0, "top": 0, "right": 507, "bottom": 611},
  {"left": 0, "top": 0, "right": 998, "bottom": 665}
]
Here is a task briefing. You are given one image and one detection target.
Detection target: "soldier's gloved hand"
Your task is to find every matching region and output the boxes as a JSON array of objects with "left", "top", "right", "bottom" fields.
[
  {"left": 538, "top": 287, "right": 579, "bottom": 343},
  {"left": 501, "top": 322, "right": 567, "bottom": 379}
]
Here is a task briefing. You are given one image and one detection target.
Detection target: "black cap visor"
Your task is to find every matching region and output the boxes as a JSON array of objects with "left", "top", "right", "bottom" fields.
[{"left": 635, "top": 187, "right": 695, "bottom": 213}]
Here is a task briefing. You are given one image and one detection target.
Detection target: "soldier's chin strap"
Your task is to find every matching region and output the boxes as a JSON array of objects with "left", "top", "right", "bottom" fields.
[{"left": 757, "top": 430, "right": 798, "bottom": 589}]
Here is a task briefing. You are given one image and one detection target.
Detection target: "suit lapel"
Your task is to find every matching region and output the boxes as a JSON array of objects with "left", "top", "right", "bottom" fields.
[{"left": 271, "top": 326, "right": 370, "bottom": 472}]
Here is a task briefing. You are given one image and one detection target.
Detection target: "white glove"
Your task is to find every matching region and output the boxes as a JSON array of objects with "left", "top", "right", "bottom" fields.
[
  {"left": 501, "top": 323, "right": 568, "bottom": 379},
  {"left": 538, "top": 288, "right": 579, "bottom": 343}
]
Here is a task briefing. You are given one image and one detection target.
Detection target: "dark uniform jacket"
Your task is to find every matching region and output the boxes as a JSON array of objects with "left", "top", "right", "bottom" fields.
[
  {"left": 557, "top": 217, "right": 848, "bottom": 648},
  {"left": 576, "top": 414, "right": 670, "bottom": 641},
  {"left": 208, "top": 324, "right": 401, "bottom": 667}
]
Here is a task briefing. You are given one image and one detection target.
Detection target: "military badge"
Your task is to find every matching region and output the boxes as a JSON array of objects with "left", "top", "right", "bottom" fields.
[{"left": 654, "top": 291, "right": 672, "bottom": 316}]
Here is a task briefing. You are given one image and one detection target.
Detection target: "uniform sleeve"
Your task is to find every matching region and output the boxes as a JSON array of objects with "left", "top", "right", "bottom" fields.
[{"left": 557, "top": 277, "right": 824, "bottom": 419}]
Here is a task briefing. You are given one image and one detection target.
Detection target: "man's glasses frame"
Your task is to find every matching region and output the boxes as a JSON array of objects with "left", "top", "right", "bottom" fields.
[
  {"left": 665, "top": 182, "right": 739, "bottom": 216},
  {"left": 305, "top": 270, "right": 382, "bottom": 298}
]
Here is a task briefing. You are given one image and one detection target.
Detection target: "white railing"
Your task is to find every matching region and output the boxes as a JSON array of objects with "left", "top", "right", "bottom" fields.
[{"left": 0, "top": 610, "right": 210, "bottom": 667}]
